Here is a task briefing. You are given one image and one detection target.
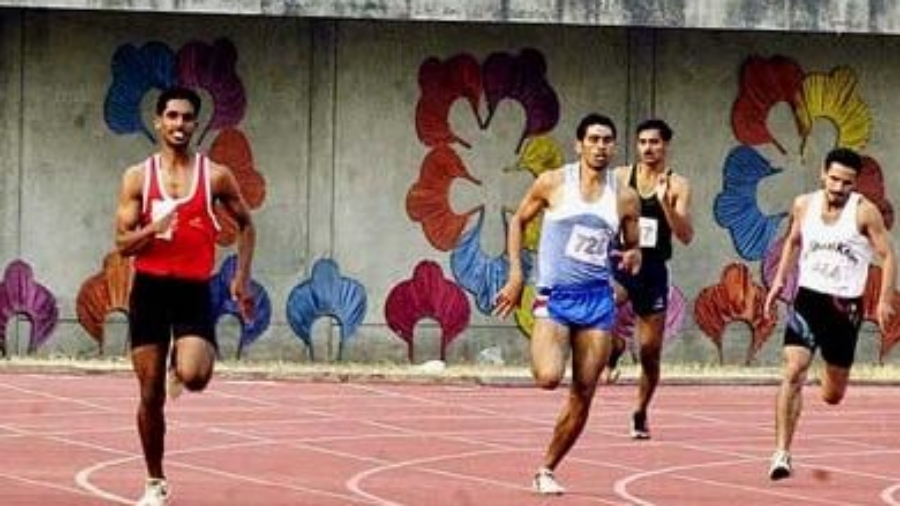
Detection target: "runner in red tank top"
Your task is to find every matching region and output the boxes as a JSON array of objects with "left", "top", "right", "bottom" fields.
[{"left": 114, "top": 87, "right": 256, "bottom": 506}]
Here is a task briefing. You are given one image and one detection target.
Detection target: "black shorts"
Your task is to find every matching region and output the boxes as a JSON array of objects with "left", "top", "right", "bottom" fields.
[
  {"left": 129, "top": 272, "right": 216, "bottom": 349},
  {"left": 783, "top": 286, "right": 862, "bottom": 368},
  {"left": 614, "top": 259, "right": 669, "bottom": 316}
]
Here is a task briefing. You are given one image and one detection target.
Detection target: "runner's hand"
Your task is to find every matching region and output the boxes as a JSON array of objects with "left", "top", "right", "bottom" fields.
[
  {"left": 877, "top": 299, "right": 895, "bottom": 334},
  {"left": 611, "top": 248, "right": 641, "bottom": 275},
  {"left": 493, "top": 279, "right": 523, "bottom": 319},
  {"left": 230, "top": 276, "right": 255, "bottom": 323},
  {"left": 763, "top": 282, "right": 781, "bottom": 320},
  {"left": 655, "top": 173, "right": 670, "bottom": 204}
]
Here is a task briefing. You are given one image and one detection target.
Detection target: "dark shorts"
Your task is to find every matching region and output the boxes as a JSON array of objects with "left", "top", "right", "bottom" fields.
[
  {"left": 534, "top": 283, "right": 616, "bottom": 331},
  {"left": 614, "top": 259, "right": 669, "bottom": 316},
  {"left": 784, "top": 286, "right": 862, "bottom": 369},
  {"left": 129, "top": 272, "right": 217, "bottom": 349}
]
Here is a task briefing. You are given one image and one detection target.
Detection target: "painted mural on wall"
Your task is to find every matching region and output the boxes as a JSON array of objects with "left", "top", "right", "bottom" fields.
[
  {"left": 699, "top": 54, "right": 900, "bottom": 362},
  {"left": 384, "top": 260, "right": 470, "bottom": 362},
  {"left": 405, "top": 48, "right": 560, "bottom": 347},
  {"left": 286, "top": 258, "right": 367, "bottom": 361},
  {"left": 210, "top": 255, "right": 272, "bottom": 359},
  {"left": 0, "top": 260, "right": 59, "bottom": 355},
  {"left": 694, "top": 263, "right": 775, "bottom": 364},
  {"left": 74, "top": 37, "right": 272, "bottom": 354},
  {"left": 76, "top": 252, "right": 132, "bottom": 350}
]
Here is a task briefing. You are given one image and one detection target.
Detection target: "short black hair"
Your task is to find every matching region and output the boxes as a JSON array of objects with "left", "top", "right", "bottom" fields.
[
  {"left": 576, "top": 113, "right": 617, "bottom": 141},
  {"left": 824, "top": 147, "right": 863, "bottom": 173},
  {"left": 636, "top": 118, "right": 673, "bottom": 142},
  {"left": 155, "top": 86, "right": 201, "bottom": 116}
]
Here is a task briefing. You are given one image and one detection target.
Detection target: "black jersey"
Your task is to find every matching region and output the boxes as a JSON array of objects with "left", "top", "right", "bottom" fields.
[{"left": 628, "top": 165, "right": 673, "bottom": 262}]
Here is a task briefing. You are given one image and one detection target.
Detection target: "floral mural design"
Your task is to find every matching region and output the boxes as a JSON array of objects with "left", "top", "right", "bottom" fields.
[
  {"left": 694, "top": 263, "right": 776, "bottom": 364},
  {"left": 209, "top": 255, "right": 272, "bottom": 359},
  {"left": 0, "top": 260, "right": 59, "bottom": 355},
  {"left": 714, "top": 145, "right": 788, "bottom": 260},
  {"left": 450, "top": 209, "right": 534, "bottom": 315},
  {"left": 406, "top": 146, "right": 484, "bottom": 252},
  {"left": 208, "top": 128, "right": 267, "bottom": 246},
  {"left": 701, "top": 54, "right": 899, "bottom": 362},
  {"left": 76, "top": 252, "right": 133, "bottom": 350},
  {"left": 286, "top": 258, "right": 368, "bottom": 361},
  {"left": 404, "top": 48, "right": 561, "bottom": 347},
  {"left": 384, "top": 261, "right": 470, "bottom": 362},
  {"left": 861, "top": 265, "right": 900, "bottom": 361}
]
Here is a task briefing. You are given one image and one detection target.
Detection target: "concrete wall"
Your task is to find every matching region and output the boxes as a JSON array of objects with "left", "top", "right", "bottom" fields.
[
  {"left": 1, "top": 8, "right": 898, "bottom": 366},
  {"left": 3, "top": 1, "right": 900, "bottom": 35}
]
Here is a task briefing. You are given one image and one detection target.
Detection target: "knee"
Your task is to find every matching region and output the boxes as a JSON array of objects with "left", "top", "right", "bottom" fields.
[
  {"left": 533, "top": 369, "right": 563, "bottom": 390},
  {"left": 821, "top": 390, "right": 844, "bottom": 405},
  {"left": 535, "top": 376, "right": 562, "bottom": 390},
  {"left": 570, "top": 383, "right": 596, "bottom": 405},
  {"left": 781, "top": 367, "right": 807, "bottom": 390},
  {"left": 179, "top": 371, "right": 211, "bottom": 392},
  {"left": 820, "top": 380, "right": 847, "bottom": 405}
]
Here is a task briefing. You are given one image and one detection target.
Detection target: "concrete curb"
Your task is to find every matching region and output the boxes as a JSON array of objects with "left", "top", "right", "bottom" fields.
[{"left": 3, "top": 359, "right": 900, "bottom": 387}]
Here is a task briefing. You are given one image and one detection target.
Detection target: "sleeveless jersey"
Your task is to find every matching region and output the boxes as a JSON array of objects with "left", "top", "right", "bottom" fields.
[
  {"left": 133, "top": 154, "right": 220, "bottom": 281},
  {"left": 629, "top": 165, "right": 673, "bottom": 262},
  {"left": 798, "top": 190, "right": 872, "bottom": 298},
  {"left": 536, "top": 163, "right": 619, "bottom": 289}
]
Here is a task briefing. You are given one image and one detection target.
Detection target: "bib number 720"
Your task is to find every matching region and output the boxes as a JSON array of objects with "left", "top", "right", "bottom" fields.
[{"left": 565, "top": 224, "right": 610, "bottom": 266}]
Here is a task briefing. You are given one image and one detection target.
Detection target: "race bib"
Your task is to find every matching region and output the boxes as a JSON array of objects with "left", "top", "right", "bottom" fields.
[
  {"left": 639, "top": 216, "right": 658, "bottom": 248},
  {"left": 564, "top": 224, "right": 610, "bottom": 266},
  {"left": 810, "top": 260, "right": 842, "bottom": 283}
]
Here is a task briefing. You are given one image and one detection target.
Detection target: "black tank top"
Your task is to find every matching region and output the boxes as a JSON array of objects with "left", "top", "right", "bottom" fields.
[{"left": 629, "top": 165, "right": 673, "bottom": 262}]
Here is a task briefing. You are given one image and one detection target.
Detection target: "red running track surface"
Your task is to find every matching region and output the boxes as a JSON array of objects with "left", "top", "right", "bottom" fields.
[{"left": 0, "top": 371, "right": 898, "bottom": 505}]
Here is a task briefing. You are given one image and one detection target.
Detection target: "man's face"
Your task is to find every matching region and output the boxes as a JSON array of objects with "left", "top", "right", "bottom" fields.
[
  {"left": 637, "top": 128, "right": 667, "bottom": 165},
  {"left": 155, "top": 98, "right": 198, "bottom": 149},
  {"left": 576, "top": 124, "right": 616, "bottom": 171},
  {"left": 821, "top": 162, "right": 858, "bottom": 208}
]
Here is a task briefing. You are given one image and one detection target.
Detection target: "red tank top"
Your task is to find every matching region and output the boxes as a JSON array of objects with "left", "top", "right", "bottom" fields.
[{"left": 133, "top": 154, "right": 220, "bottom": 280}]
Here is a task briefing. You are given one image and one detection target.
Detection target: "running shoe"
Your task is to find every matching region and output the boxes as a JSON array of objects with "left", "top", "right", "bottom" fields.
[
  {"left": 166, "top": 369, "right": 183, "bottom": 401},
  {"left": 600, "top": 337, "right": 626, "bottom": 384},
  {"left": 630, "top": 411, "right": 651, "bottom": 440},
  {"left": 136, "top": 478, "right": 169, "bottom": 506},
  {"left": 532, "top": 467, "right": 565, "bottom": 495},
  {"left": 768, "top": 450, "right": 792, "bottom": 480}
]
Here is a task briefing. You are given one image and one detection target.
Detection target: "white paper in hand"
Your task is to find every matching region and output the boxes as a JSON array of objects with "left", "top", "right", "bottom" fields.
[{"left": 151, "top": 198, "right": 177, "bottom": 240}]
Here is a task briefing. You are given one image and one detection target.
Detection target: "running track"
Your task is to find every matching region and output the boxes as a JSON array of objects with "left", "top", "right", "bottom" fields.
[{"left": 0, "top": 371, "right": 898, "bottom": 505}]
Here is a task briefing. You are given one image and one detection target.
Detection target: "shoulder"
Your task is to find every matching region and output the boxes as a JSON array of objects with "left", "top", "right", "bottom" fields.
[
  {"left": 535, "top": 166, "right": 565, "bottom": 188},
  {"left": 202, "top": 157, "right": 241, "bottom": 198},
  {"left": 121, "top": 162, "right": 146, "bottom": 188},
  {"left": 616, "top": 181, "right": 640, "bottom": 205},
  {"left": 202, "top": 154, "right": 226, "bottom": 175},
  {"left": 791, "top": 192, "right": 815, "bottom": 216},
  {"left": 856, "top": 194, "right": 884, "bottom": 223},
  {"left": 123, "top": 161, "right": 145, "bottom": 177},
  {"left": 667, "top": 171, "right": 690, "bottom": 190},
  {"left": 203, "top": 156, "right": 235, "bottom": 182}
]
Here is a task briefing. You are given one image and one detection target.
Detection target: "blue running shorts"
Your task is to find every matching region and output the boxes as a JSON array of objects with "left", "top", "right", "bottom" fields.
[{"left": 534, "top": 283, "right": 616, "bottom": 331}]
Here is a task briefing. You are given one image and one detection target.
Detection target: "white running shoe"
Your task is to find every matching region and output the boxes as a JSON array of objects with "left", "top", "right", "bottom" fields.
[
  {"left": 136, "top": 478, "right": 170, "bottom": 506},
  {"left": 630, "top": 411, "right": 651, "bottom": 440},
  {"left": 167, "top": 369, "right": 183, "bottom": 401},
  {"left": 768, "top": 450, "right": 792, "bottom": 480},
  {"left": 532, "top": 467, "right": 565, "bottom": 495}
]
